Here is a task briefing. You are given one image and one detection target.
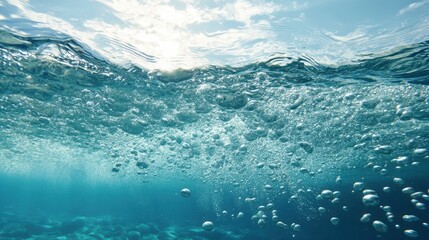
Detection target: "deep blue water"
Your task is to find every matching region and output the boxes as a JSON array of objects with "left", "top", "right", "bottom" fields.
[{"left": 1, "top": 30, "right": 429, "bottom": 240}]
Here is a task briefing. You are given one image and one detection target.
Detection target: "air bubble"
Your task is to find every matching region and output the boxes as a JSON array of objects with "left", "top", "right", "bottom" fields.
[
  {"left": 293, "top": 224, "right": 301, "bottom": 232},
  {"left": 375, "top": 145, "right": 394, "bottom": 154},
  {"left": 136, "top": 161, "right": 149, "bottom": 169},
  {"left": 336, "top": 176, "right": 342, "bottom": 183},
  {"left": 360, "top": 213, "right": 371, "bottom": 223},
  {"left": 416, "top": 202, "right": 426, "bottom": 210},
  {"left": 363, "top": 189, "right": 376, "bottom": 195},
  {"left": 276, "top": 221, "right": 287, "bottom": 229},
  {"left": 362, "top": 194, "right": 380, "bottom": 206},
  {"left": 413, "top": 148, "right": 428, "bottom": 156},
  {"left": 404, "top": 229, "right": 418, "bottom": 238},
  {"left": 410, "top": 192, "right": 423, "bottom": 198},
  {"left": 393, "top": 178, "right": 405, "bottom": 185},
  {"left": 411, "top": 162, "right": 420, "bottom": 167},
  {"left": 383, "top": 206, "right": 391, "bottom": 212},
  {"left": 330, "top": 217, "right": 340, "bottom": 225},
  {"left": 391, "top": 156, "right": 408, "bottom": 165},
  {"left": 372, "top": 220, "right": 388, "bottom": 233},
  {"left": 289, "top": 195, "right": 298, "bottom": 201},
  {"left": 402, "top": 187, "right": 414, "bottom": 194},
  {"left": 403, "top": 215, "right": 419, "bottom": 222},
  {"left": 202, "top": 221, "right": 214, "bottom": 231},
  {"left": 298, "top": 142, "right": 314, "bottom": 153},
  {"left": 318, "top": 207, "right": 327, "bottom": 214},
  {"left": 321, "top": 190, "right": 333, "bottom": 199},
  {"left": 373, "top": 165, "right": 382, "bottom": 172},
  {"left": 180, "top": 188, "right": 191, "bottom": 197},
  {"left": 333, "top": 191, "right": 341, "bottom": 198}
]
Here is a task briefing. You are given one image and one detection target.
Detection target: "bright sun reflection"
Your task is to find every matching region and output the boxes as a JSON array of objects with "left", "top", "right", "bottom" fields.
[{"left": 157, "top": 41, "right": 182, "bottom": 70}]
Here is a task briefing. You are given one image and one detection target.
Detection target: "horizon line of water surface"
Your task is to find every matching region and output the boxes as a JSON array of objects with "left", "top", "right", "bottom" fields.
[{"left": 1, "top": 28, "right": 429, "bottom": 86}]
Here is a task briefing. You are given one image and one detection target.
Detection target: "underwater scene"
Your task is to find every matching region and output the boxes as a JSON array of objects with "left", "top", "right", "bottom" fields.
[{"left": 1, "top": 0, "right": 429, "bottom": 239}]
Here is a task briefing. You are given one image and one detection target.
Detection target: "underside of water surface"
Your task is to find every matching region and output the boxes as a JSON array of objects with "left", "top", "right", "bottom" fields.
[{"left": 1, "top": 0, "right": 429, "bottom": 239}]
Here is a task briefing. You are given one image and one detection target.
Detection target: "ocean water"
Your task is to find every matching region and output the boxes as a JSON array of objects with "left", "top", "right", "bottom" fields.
[{"left": 1, "top": 1, "right": 429, "bottom": 240}]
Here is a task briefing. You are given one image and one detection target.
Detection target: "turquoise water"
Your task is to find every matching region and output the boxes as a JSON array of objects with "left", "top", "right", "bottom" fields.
[
  {"left": 1, "top": 1, "right": 429, "bottom": 239},
  {"left": 1, "top": 29, "right": 428, "bottom": 240}
]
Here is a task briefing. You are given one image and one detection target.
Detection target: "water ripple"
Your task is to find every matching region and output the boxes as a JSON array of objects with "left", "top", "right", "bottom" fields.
[{"left": 1, "top": 0, "right": 428, "bottom": 70}]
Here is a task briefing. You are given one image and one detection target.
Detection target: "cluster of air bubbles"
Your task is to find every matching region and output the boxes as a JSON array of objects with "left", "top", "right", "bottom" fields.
[
  {"left": 349, "top": 169, "right": 429, "bottom": 238},
  {"left": 315, "top": 188, "right": 347, "bottom": 226},
  {"left": 174, "top": 130, "right": 427, "bottom": 238},
  {"left": 384, "top": 207, "right": 395, "bottom": 223},
  {"left": 246, "top": 200, "right": 301, "bottom": 237}
]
